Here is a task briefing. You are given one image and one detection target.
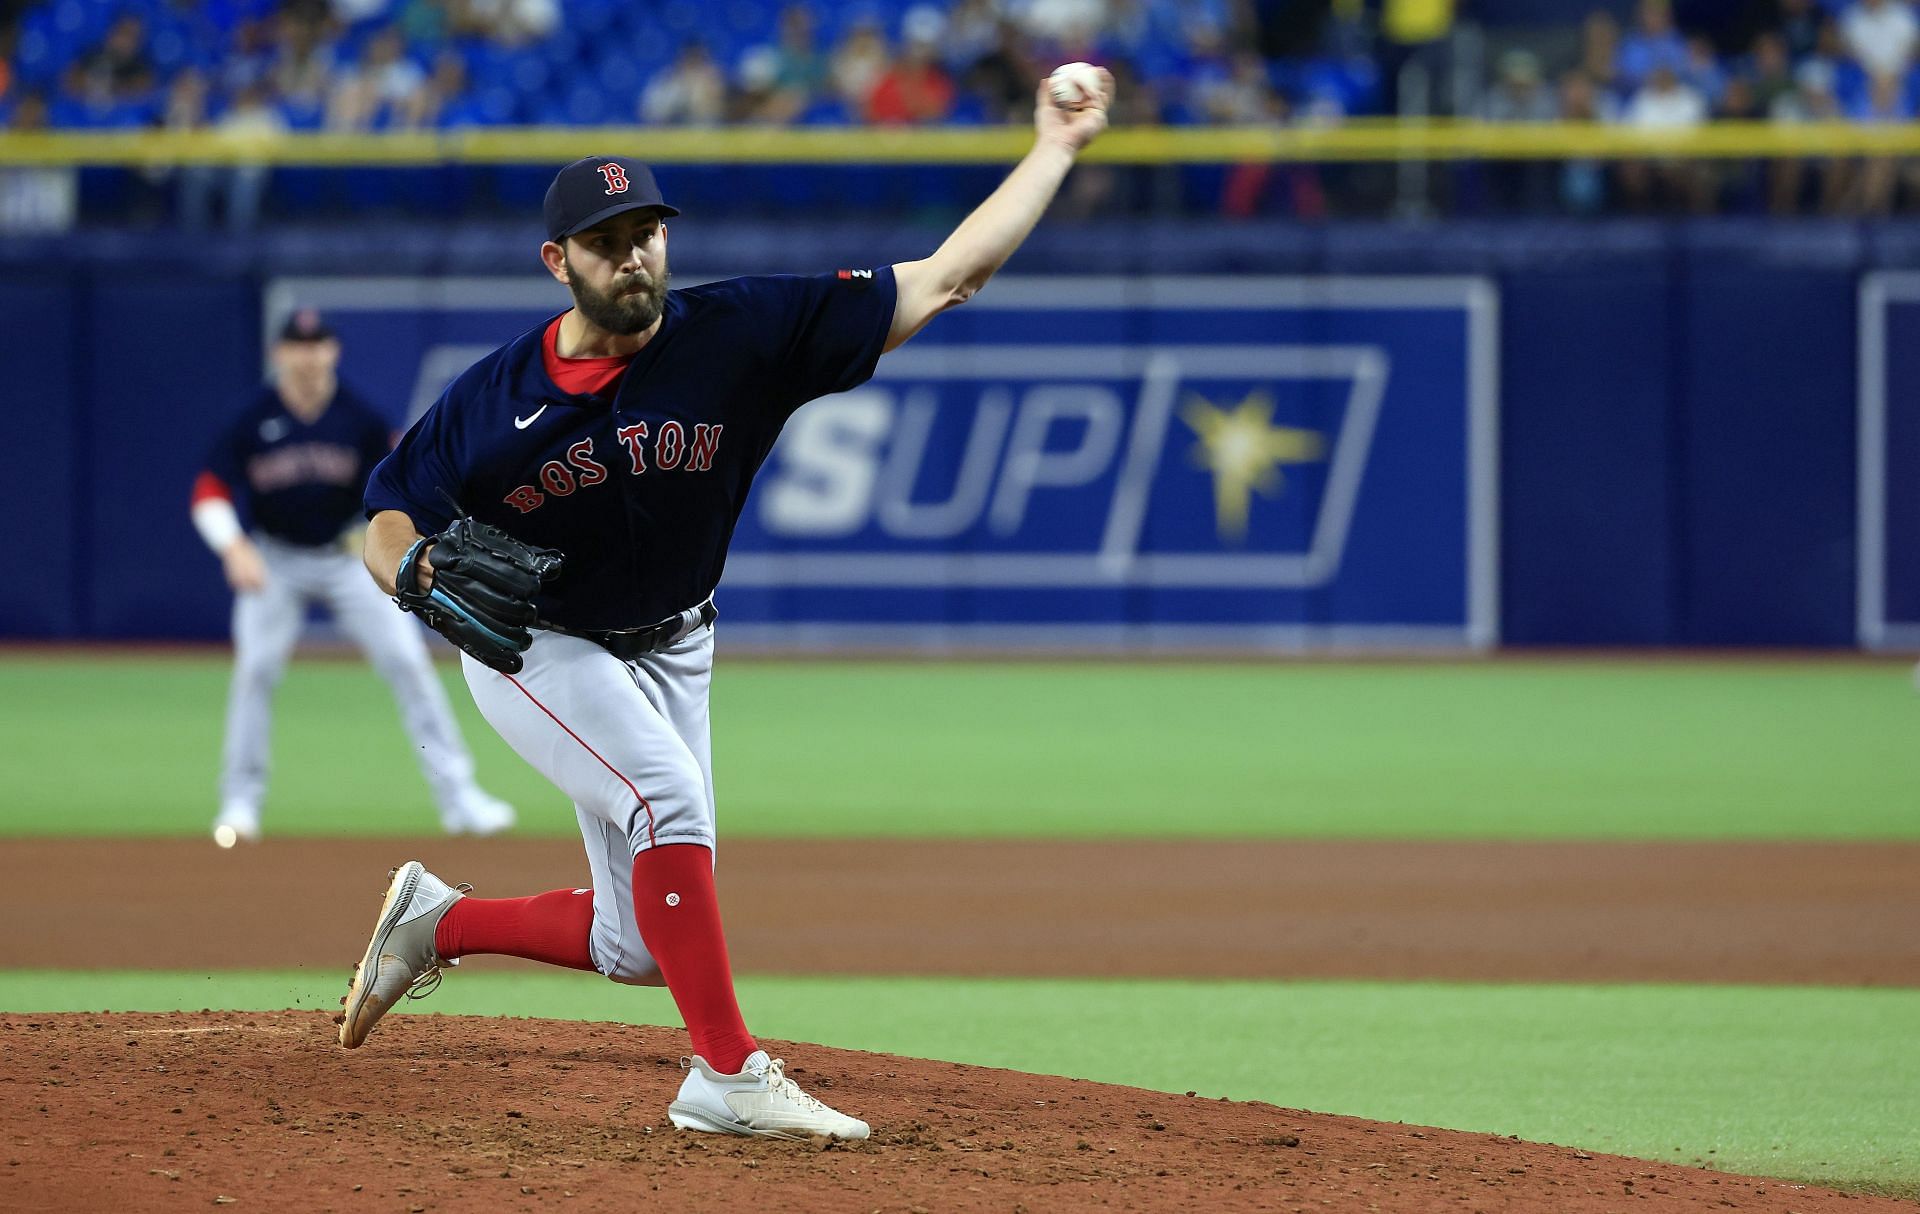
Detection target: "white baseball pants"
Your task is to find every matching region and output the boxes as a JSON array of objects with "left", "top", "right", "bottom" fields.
[
  {"left": 220, "top": 536, "right": 484, "bottom": 819},
  {"left": 460, "top": 621, "right": 718, "bottom": 986}
]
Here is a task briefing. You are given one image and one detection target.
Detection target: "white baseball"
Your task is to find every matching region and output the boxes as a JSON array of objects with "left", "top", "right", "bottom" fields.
[{"left": 1047, "top": 61, "right": 1104, "bottom": 111}]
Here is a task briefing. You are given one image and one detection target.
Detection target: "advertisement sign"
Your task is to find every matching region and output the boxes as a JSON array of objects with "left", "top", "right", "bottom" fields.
[{"left": 266, "top": 276, "right": 1497, "bottom": 649}]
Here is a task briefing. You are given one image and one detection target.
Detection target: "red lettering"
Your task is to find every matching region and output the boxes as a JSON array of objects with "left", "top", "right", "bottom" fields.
[
  {"left": 686, "top": 423, "right": 723, "bottom": 472},
  {"left": 503, "top": 485, "right": 545, "bottom": 513},
  {"left": 616, "top": 422, "right": 649, "bottom": 474},
  {"left": 597, "top": 162, "right": 630, "bottom": 194},
  {"left": 656, "top": 420, "right": 685, "bottom": 470},
  {"left": 567, "top": 438, "right": 608, "bottom": 487},
  {"left": 539, "top": 461, "right": 577, "bottom": 496}
]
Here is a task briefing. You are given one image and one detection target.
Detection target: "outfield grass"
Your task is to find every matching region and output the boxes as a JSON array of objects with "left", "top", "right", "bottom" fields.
[
  {"left": 0, "top": 655, "right": 1914, "bottom": 839},
  {"left": 2, "top": 969, "right": 1912, "bottom": 1196}
]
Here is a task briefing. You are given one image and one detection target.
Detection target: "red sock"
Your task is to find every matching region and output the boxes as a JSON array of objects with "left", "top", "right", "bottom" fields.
[
  {"left": 434, "top": 888, "right": 597, "bottom": 971},
  {"left": 630, "top": 843, "right": 757, "bottom": 1073}
]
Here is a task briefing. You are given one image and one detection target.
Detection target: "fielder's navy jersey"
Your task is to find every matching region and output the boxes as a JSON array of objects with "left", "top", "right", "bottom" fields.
[
  {"left": 207, "top": 385, "right": 394, "bottom": 548},
  {"left": 365, "top": 268, "right": 898, "bottom": 631}
]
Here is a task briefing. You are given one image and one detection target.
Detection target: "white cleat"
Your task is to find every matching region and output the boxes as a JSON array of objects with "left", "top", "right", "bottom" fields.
[
  {"left": 443, "top": 792, "right": 515, "bottom": 837},
  {"left": 211, "top": 804, "right": 260, "bottom": 848},
  {"left": 337, "top": 861, "right": 465, "bottom": 1048},
  {"left": 668, "top": 1050, "right": 870, "bottom": 1141}
]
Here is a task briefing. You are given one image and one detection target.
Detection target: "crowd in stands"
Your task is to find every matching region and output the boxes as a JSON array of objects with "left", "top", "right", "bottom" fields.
[
  {"left": 1480, "top": 0, "right": 1920, "bottom": 214},
  {"left": 3, "top": 0, "right": 1920, "bottom": 226},
  {"left": 0, "top": 0, "right": 1328, "bottom": 135}
]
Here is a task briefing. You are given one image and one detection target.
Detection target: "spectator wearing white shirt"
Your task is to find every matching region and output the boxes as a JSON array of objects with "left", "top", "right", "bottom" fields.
[
  {"left": 1620, "top": 64, "right": 1712, "bottom": 211},
  {"left": 640, "top": 42, "right": 728, "bottom": 126},
  {"left": 453, "top": 0, "right": 558, "bottom": 48},
  {"left": 0, "top": 94, "right": 77, "bottom": 234},
  {"left": 1842, "top": 0, "right": 1919, "bottom": 80},
  {"left": 212, "top": 80, "right": 289, "bottom": 232},
  {"left": 1625, "top": 63, "right": 1707, "bottom": 128},
  {"left": 328, "top": 27, "right": 427, "bottom": 130},
  {"left": 1014, "top": 0, "right": 1106, "bottom": 42}
]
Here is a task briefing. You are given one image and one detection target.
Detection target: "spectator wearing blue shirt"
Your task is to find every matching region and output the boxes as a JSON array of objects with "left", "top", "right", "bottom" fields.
[
  {"left": 1849, "top": 67, "right": 1920, "bottom": 210},
  {"left": 268, "top": 7, "right": 338, "bottom": 129},
  {"left": 1617, "top": 0, "right": 1690, "bottom": 88},
  {"left": 417, "top": 50, "right": 486, "bottom": 129},
  {"left": 1683, "top": 33, "right": 1729, "bottom": 105}
]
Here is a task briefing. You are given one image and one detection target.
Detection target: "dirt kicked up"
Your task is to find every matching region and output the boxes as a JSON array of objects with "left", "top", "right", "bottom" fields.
[{"left": 3, "top": 836, "right": 1918, "bottom": 1211}]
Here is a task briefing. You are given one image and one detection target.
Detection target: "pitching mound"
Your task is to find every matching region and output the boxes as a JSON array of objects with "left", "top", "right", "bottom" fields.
[{"left": 4, "top": 1011, "right": 1900, "bottom": 1213}]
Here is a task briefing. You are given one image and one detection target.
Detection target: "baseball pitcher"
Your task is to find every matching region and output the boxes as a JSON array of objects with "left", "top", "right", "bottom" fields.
[{"left": 338, "top": 69, "right": 1115, "bottom": 1139}]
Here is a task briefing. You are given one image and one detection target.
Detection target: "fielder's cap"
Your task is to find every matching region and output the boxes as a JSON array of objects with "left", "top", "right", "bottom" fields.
[
  {"left": 277, "top": 308, "right": 336, "bottom": 342},
  {"left": 543, "top": 156, "right": 680, "bottom": 242}
]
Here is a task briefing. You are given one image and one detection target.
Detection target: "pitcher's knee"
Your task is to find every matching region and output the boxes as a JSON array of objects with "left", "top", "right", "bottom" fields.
[
  {"left": 623, "top": 809, "right": 714, "bottom": 857},
  {"left": 613, "top": 769, "right": 713, "bottom": 855},
  {"left": 601, "top": 956, "right": 665, "bottom": 987}
]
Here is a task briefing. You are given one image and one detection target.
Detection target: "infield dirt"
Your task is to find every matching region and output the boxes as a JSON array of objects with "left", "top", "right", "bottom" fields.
[
  {"left": 3, "top": 837, "right": 1917, "bottom": 983},
  {"left": 4, "top": 836, "right": 1918, "bottom": 1211}
]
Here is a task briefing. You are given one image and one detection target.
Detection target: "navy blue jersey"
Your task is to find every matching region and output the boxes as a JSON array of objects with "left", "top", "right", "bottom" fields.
[
  {"left": 365, "top": 268, "right": 898, "bottom": 631},
  {"left": 207, "top": 384, "right": 394, "bottom": 548}
]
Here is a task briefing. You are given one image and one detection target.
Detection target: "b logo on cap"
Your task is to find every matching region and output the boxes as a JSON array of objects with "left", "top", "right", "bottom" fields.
[{"left": 597, "top": 162, "right": 630, "bottom": 195}]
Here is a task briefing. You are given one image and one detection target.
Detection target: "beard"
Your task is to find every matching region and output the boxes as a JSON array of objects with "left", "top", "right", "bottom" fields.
[{"left": 565, "top": 255, "right": 669, "bottom": 335}]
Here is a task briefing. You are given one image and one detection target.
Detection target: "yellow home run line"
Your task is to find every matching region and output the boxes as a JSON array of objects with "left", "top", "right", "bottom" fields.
[{"left": 0, "top": 121, "right": 1914, "bottom": 166}]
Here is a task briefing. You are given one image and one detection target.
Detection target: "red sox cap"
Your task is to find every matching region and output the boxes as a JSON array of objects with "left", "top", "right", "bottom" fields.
[
  {"left": 543, "top": 156, "right": 680, "bottom": 242},
  {"left": 277, "top": 307, "right": 336, "bottom": 342}
]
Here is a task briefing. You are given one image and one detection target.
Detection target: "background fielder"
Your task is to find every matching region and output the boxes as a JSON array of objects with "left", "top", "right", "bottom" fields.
[
  {"left": 337, "top": 70, "right": 1114, "bottom": 1140},
  {"left": 192, "top": 310, "right": 515, "bottom": 846}
]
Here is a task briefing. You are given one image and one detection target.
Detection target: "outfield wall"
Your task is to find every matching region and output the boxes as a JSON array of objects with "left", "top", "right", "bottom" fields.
[{"left": 0, "top": 219, "right": 1900, "bottom": 648}]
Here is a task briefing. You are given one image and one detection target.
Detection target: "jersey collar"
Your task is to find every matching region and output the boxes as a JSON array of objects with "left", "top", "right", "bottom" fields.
[{"left": 515, "top": 296, "right": 681, "bottom": 412}]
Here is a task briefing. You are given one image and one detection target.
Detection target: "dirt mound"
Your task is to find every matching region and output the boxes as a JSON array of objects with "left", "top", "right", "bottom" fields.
[{"left": 3, "top": 1011, "right": 1903, "bottom": 1213}]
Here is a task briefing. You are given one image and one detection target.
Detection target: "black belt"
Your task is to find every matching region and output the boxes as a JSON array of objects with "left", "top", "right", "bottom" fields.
[{"left": 547, "top": 600, "right": 716, "bottom": 661}]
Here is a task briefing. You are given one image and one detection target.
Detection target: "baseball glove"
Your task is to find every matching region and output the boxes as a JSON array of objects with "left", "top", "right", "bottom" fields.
[{"left": 395, "top": 517, "right": 563, "bottom": 675}]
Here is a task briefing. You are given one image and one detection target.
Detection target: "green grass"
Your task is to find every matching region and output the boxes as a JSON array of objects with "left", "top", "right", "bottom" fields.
[
  {"left": 1, "top": 655, "right": 1916, "bottom": 839},
  {"left": 2, "top": 969, "right": 1913, "bottom": 1195}
]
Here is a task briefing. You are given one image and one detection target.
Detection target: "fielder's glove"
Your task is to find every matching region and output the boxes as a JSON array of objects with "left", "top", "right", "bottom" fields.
[{"left": 395, "top": 517, "right": 562, "bottom": 675}]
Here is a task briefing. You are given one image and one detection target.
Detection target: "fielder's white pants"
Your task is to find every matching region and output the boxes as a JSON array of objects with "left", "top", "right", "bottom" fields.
[
  {"left": 220, "top": 536, "right": 482, "bottom": 819},
  {"left": 461, "top": 621, "right": 717, "bottom": 987}
]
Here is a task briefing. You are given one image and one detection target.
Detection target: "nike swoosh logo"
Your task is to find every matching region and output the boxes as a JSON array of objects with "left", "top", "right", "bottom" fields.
[{"left": 514, "top": 404, "right": 549, "bottom": 430}]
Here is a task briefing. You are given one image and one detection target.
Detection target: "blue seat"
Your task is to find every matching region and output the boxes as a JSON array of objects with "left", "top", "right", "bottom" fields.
[{"left": 558, "top": 82, "right": 613, "bottom": 125}]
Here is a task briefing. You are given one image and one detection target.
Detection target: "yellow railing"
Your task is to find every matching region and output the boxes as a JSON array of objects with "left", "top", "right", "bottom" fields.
[{"left": 3, "top": 120, "right": 1920, "bottom": 166}]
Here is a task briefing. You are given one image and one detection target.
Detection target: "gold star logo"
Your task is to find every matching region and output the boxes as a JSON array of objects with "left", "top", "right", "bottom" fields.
[{"left": 1180, "top": 390, "right": 1326, "bottom": 542}]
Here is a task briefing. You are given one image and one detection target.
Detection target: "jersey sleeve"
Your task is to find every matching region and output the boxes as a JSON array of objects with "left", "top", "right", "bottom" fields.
[
  {"left": 763, "top": 265, "right": 898, "bottom": 406},
  {"left": 363, "top": 390, "right": 463, "bottom": 534}
]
